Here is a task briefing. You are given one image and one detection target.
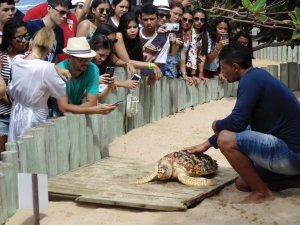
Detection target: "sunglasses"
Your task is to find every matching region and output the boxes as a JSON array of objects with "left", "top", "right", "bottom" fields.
[
  {"left": 158, "top": 13, "right": 171, "bottom": 20},
  {"left": 13, "top": 32, "right": 31, "bottom": 43},
  {"left": 194, "top": 17, "right": 205, "bottom": 23},
  {"left": 182, "top": 17, "right": 193, "bottom": 24},
  {"left": 73, "top": 57, "right": 92, "bottom": 63},
  {"left": 98, "top": 8, "right": 110, "bottom": 14},
  {"left": 52, "top": 6, "right": 70, "bottom": 17}
]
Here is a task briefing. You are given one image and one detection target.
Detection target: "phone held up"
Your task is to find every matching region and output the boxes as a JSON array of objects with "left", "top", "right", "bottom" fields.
[
  {"left": 165, "top": 23, "right": 180, "bottom": 32},
  {"left": 105, "top": 66, "right": 115, "bottom": 77},
  {"left": 221, "top": 33, "right": 229, "bottom": 40},
  {"left": 131, "top": 74, "right": 141, "bottom": 81}
]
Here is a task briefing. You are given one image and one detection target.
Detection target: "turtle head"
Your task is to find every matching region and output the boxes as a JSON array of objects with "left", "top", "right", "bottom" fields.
[{"left": 157, "top": 160, "right": 172, "bottom": 180}]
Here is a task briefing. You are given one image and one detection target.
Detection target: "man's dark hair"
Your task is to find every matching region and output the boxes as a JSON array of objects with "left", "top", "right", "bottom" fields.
[
  {"left": 0, "top": 0, "right": 15, "bottom": 5},
  {"left": 47, "top": 0, "right": 71, "bottom": 8},
  {"left": 140, "top": 3, "right": 158, "bottom": 17},
  {"left": 219, "top": 42, "right": 253, "bottom": 69}
]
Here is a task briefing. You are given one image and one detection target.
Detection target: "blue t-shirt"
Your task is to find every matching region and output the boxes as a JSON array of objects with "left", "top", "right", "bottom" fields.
[
  {"left": 57, "top": 60, "right": 99, "bottom": 105},
  {"left": 209, "top": 67, "right": 300, "bottom": 152},
  {"left": 26, "top": 19, "right": 64, "bottom": 63}
]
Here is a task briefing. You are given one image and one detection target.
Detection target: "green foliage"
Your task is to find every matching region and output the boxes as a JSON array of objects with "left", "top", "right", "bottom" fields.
[
  {"left": 288, "top": 7, "right": 300, "bottom": 39},
  {"left": 242, "top": 0, "right": 268, "bottom": 22}
]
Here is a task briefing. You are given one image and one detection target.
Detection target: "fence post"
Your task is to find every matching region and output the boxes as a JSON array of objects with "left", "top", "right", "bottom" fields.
[
  {"left": 0, "top": 172, "right": 8, "bottom": 224},
  {"left": 0, "top": 162, "right": 14, "bottom": 217},
  {"left": 66, "top": 114, "right": 81, "bottom": 169},
  {"left": 1, "top": 151, "right": 18, "bottom": 216},
  {"left": 16, "top": 140, "right": 28, "bottom": 173},
  {"left": 79, "top": 114, "right": 87, "bottom": 166},
  {"left": 38, "top": 122, "right": 58, "bottom": 177},
  {"left": 267, "top": 65, "right": 279, "bottom": 79},
  {"left": 48, "top": 117, "right": 70, "bottom": 174}
]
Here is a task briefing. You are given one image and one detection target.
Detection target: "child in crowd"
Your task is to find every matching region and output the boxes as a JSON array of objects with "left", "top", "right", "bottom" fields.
[
  {"left": 204, "top": 16, "right": 230, "bottom": 81},
  {"left": 77, "top": 0, "right": 111, "bottom": 41},
  {"left": 108, "top": 0, "right": 130, "bottom": 29}
]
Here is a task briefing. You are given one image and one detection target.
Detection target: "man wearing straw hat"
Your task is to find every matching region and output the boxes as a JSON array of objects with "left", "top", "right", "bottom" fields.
[{"left": 56, "top": 37, "right": 117, "bottom": 114}]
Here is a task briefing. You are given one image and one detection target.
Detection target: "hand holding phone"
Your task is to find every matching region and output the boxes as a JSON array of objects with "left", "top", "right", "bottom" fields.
[
  {"left": 112, "top": 100, "right": 124, "bottom": 106},
  {"left": 221, "top": 33, "right": 229, "bottom": 40},
  {"left": 105, "top": 66, "right": 115, "bottom": 77},
  {"left": 131, "top": 74, "right": 141, "bottom": 81}
]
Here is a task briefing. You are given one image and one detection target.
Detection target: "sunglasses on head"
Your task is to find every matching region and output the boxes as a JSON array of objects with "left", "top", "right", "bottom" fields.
[
  {"left": 13, "top": 32, "right": 31, "bottom": 43},
  {"left": 52, "top": 6, "right": 70, "bottom": 17},
  {"left": 194, "top": 17, "right": 205, "bottom": 23},
  {"left": 158, "top": 13, "right": 171, "bottom": 20},
  {"left": 98, "top": 8, "right": 110, "bottom": 14},
  {"left": 182, "top": 17, "right": 193, "bottom": 24}
]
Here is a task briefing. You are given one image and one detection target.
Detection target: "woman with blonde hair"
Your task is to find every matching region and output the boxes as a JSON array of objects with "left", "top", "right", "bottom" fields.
[{"left": 8, "top": 28, "right": 66, "bottom": 141}]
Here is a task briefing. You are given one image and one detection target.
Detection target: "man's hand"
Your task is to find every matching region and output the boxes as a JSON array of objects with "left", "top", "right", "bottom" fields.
[
  {"left": 182, "top": 140, "right": 211, "bottom": 154},
  {"left": 212, "top": 120, "right": 219, "bottom": 135},
  {"left": 96, "top": 103, "right": 117, "bottom": 114},
  {"left": 55, "top": 66, "right": 71, "bottom": 82}
]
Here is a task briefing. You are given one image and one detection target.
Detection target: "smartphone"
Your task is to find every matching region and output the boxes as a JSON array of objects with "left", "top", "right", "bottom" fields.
[
  {"left": 105, "top": 66, "right": 115, "bottom": 77},
  {"left": 131, "top": 74, "right": 141, "bottom": 81},
  {"left": 221, "top": 33, "right": 229, "bottom": 40},
  {"left": 112, "top": 100, "right": 123, "bottom": 106}
]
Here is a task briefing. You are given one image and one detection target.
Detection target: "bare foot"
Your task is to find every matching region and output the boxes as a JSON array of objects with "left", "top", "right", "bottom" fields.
[
  {"left": 240, "top": 191, "right": 274, "bottom": 204},
  {"left": 235, "top": 176, "right": 250, "bottom": 192}
]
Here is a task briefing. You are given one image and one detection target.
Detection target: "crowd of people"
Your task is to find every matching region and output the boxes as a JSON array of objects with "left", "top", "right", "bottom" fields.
[
  {"left": 1, "top": 0, "right": 299, "bottom": 205},
  {"left": 0, "top": 0, "right": 254, "bottom": 149}
]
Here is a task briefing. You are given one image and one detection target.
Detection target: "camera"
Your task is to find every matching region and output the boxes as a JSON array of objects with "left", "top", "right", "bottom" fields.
[{"left": 165, "top": 23, "right": 180, "bottom": 32}]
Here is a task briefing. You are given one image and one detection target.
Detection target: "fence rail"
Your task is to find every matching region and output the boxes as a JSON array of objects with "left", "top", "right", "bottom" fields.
[{"left": 0, "top": 65, "right": 299, "bottom": 223}]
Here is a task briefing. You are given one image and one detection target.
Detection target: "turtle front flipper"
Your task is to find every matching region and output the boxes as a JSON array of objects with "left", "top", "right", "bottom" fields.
[
  {"left": 132, "top": 165, "right": 158, "bottom": 184},
  {"left": 178, "top": 173, "right": 216, "bottom": 186},
  {"left": 134, "top": 170, "right": 158, "bottom": 184}
]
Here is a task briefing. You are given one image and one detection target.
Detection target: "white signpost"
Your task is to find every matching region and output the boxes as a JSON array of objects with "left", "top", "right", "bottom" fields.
[{"left": 18, "top": 173, "right": 48, "bottom": 225}]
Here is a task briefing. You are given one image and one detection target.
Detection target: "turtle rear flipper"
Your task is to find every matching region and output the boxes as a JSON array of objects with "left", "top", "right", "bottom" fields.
[
  {"left": 178, "top": 173, "right": 216, "bottom": 186},
  {"left": 134, "top": 171, "right": 158, "bottom": 184}
]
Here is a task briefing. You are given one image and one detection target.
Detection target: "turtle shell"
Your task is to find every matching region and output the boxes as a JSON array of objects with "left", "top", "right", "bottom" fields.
[{"left": 159, "top": 151, "right": 218, "bottom": 177}]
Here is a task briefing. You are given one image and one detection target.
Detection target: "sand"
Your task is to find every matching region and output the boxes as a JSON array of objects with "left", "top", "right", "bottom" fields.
[{"left": 5, "top": 60, "right": 300, "bottom": 225}]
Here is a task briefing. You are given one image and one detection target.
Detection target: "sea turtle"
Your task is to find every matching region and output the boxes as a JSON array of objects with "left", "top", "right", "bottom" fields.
[{"left": 135, "top": 151, "right": 218, "bottom": 186}]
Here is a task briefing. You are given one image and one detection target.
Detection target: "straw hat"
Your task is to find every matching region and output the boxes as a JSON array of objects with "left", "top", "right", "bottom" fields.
[
  {"left": 153, "top": 0, "right": 170, "bottom": 11},
  {"left": 63, "top": 37, "right": 96, "bottom": 58},
  {"left": 72, "top": 0, "right": 85, "bottom": 5}
]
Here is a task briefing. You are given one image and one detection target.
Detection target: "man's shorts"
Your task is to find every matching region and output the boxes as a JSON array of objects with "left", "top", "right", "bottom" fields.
[
  {"left": 0, "top": 114, "right": 10, "bottom": 136},
  {"left": 236, "top": 130, "right": 300, "bottom": 180}
]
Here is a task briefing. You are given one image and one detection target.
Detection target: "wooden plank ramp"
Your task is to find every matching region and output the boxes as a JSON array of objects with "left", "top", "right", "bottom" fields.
[{"left": 48, "top": 157, "right": 237, "bottom": 211}]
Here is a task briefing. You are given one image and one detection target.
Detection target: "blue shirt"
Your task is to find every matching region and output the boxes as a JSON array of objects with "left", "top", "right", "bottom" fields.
[
  {"left": 209, "top": 67, "right": 300, "bottom": 152},
  {"left": 26, "top": 19, "right": 64, "bottom": 63},
  {"left": 57, "top": 60, "right": 99, "bottom": 105}
]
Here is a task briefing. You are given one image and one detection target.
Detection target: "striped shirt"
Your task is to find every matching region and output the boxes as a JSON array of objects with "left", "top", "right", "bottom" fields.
[{"left": 0, "top": 52, "right": 12, "bottom": 115}]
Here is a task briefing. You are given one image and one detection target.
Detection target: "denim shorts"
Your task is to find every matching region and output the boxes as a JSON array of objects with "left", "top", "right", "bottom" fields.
[
  {"left": 0, "top": 114, "right": 10, "bottom": 136},
  {"left": 236, "top": 130, "right": 300, "bottom": 180}
]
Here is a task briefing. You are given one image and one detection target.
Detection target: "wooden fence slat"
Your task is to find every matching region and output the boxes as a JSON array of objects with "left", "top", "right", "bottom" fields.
[
  {"left": 0, "top": 172, "right": 8, "bottom": 224},
  {"left": 1, "top": 151, "right": 18, "bottom": 215},
  {"left": 24, "top": 127, "right": 47, "bottom": 174},
  {"left": 17, "top": 135, "right": 35, "bottom": 173},
  {"left": 79, "top": 114, "right": 88, "bottom": 166},
  {"left": 16, "top": 140, "right": 28, "bottom": 173},
  {"left": 38, "top": 122, "right": 58, "bottom": 177},
  {"left": 0, "top": 162, "right": 15, "bottom": 217},
  {"left": 66, "top": 114, "right": 81, "bottom": 170},
  {"left": 49, "top": 117, "right": 70, "bottom": 174}
]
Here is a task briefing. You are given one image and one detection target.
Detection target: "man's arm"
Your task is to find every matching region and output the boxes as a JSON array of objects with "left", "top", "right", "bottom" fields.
[{"left": 57, "top": 95, "right": 116, "bottom": 115}]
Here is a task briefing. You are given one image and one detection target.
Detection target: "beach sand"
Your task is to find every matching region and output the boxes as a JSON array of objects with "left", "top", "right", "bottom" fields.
[{"left": 5, "top": 60, "right": 300, "bottom": 225}]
